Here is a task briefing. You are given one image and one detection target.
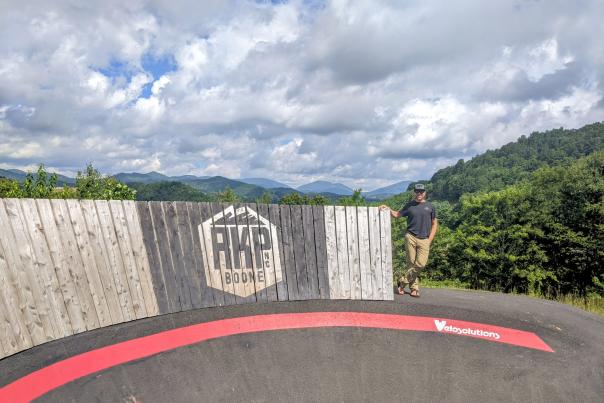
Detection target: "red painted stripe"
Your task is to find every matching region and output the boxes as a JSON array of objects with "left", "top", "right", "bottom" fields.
[{"left": 0, "top": 312, "right": 553, "bottom": 402}]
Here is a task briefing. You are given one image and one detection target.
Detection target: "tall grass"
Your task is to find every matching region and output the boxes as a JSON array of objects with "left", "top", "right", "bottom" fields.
[{"left": 419, "top": 279, "right": 604, "bottom": 316}]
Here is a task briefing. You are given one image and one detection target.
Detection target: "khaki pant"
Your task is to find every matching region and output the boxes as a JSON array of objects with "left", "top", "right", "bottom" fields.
[{"left": 399, "top": 232, "right": 431, "bottom": 291}]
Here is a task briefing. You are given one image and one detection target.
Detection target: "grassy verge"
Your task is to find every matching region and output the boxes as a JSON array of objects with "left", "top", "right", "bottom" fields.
[{"left": 421, "top": 279, "right": 604, "bottom": 316}]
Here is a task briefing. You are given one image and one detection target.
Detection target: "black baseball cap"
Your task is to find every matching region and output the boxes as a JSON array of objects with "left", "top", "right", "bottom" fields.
[{"left": 414, "top": 183, "right": 426, "bottom": 192}]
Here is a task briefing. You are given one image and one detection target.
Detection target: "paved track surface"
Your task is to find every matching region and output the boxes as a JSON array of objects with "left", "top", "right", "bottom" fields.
[{"left": 1, "top": 288, "right": 603, "bottom": 402}]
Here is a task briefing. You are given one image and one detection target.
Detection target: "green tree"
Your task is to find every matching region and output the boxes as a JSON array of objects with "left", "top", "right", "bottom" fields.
[
  {"left": 22, "top": 164, "right": 58, "bottom": 198},
  {"left": 76, "top": 163, "right": 136, "bottom": 200},
  {"left": 216, "top": 186, "right": 240, "bottom": 203},
  {"left": 338, "top": 188, "right": 366, "bottom": 206},
  {"left": 0, "top": 178, "right": 23, "bottom": 198},
  {"left": 256, "top": 191, "right": 273, "bottom": 205}
]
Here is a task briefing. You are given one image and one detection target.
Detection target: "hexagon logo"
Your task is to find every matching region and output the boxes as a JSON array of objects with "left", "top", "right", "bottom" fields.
[{"left": 198, "top": 205, "right": 283, "bottom": 298}]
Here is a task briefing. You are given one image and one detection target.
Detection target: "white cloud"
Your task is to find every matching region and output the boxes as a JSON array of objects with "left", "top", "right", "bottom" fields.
[{"left": 0, "top": 0, "right": 602, "bottom": 190}]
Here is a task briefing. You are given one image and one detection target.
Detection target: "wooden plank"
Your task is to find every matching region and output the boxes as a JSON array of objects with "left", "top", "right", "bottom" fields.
[
  {"left": 346, "top": 206, "right": 362, "bottom": 300},
  {"left": 94, "top": 200, "right": 136, "bottom": 322},
  {"left": 0, "top": 219, "right": 33, "bottom": 351},
  {"left": 0, "top": 277, "right": 21, "bottom": 356},
  {"left": 80, "top": 200, "right": 124, "bottom": 324},
  {"left": 109, "top": 200, "right": 148, "bottom": 319},
  {"left": 368, "top": 207, "right": 383, "bottom": 300},
  {"left": 380, "top": 210, "right": 394, "bottom": 300},
  {"left": 312, "top": 205, "right": 330, "bottom": 299},
  {"left": 237, "top": 204, "right": 260, "bottom": 303},
  {"left": 51, "top": 199, "right": 100, "bottom": 331},
  {"left": 2, "top": 199, "right": 56, "bottom": 342},
  {"left": 268, "top": 204, "right": 288, "bottom": 301},
  {"left": 66, "top": 199, "right": 113, "bottom": 328},
  {"left": 123, "top": 201, "right": 159, "bottom": 317},
  {"left": 334, "top": 206, "right": 350, "bottom": 299},
  {"left": 136, "top": 202, "right": 170, "bottom": 314},
  {"left": 323, "top": 205, "right": 339, "bottom": 300},
  {"left": 20, "top": 199, "right": 73, "bottom": 337},
  {"left": 163, "top": 201, "right": 192, "bottom": 311},
  {"left": 186, "top": 202, "right": 215, "bottom": 308},
  {"left": 301, "top": 205, "right": 320, "bottom": 299},
  {"left": 199, "top": 202, "right": 225, "bottom": 306},
  {"left": 290, "top": 205, "right": 309, "bottom": 299},
  {"left": 256, "top": 203, "right": 278, "bottom": 302},
  {"left": 357, "top": 206, "right": 372, "bottom": 300},
  {"left": 209, "top": 203, "right": 237, "bottom": 305},
  {"left": 149, "top": 201, "right": 182, "bottom": 313},
  {"left": 279, "top": 205, "right": 299, "bottom": 300},
  {"left": 35, "top": 199, "right": 87, "bottom": 334},
  {"left": 174, "top": 202, "right": 202, "bottom": 309}
]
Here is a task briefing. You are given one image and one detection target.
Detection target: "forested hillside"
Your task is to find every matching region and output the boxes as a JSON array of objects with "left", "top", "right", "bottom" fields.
[{"left": 429, "top": 122, "right": 604, "bottom": 201}]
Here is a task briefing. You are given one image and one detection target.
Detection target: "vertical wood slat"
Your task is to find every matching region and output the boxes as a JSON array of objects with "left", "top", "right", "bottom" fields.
[
  {"left": 66, "top": 200, "right": 112, "bottom": 328},
  {"left": 380, "top": 210, "right": 394, "bottom": 300},
  {"left": 237, "top": 203, "right": 258, "bottom": 303},
  {"left": 36, "top": 199, "right": 87, "bottom": 334},
  {"left": 290, "top": 205, "right": 310, "bottom": 300},
  {"left": 187, "top": 202, "right": 215, "bottom": 308},
  {"left": 0, "top": 289, "right": 18, "bottom": 356},
  {"left": 163, "top": 202, "right": 192, "bottom": 311},
  {"left": 1, "top": 199, "right": 55, "bottom": 342},
  {"left": 19, "top": 199, "right": 73, "bottom": 338},
  {"left": 345, "top": 206, "right": 362, "bottom": 300},
  {"left": 0, "top": 211, "right": 33, "bottom": 350},
  {"left": 245, "top": 203, "right": 268, "bottom": 302},
  {"left": 123, "top": 201, "right": 159, "bottom": 317},
  {"left": 334, "top": 206, "right": 350, "bottom": 299},
  {"left": 301, "top": 205, "right": 320, "bottom": 299},
  {"left": 109, "top": 200, "right": 148, "bottom": 319},
  {"left": 210, "top": 203, "right": 237, "bottom": 305},
  {"left": 257, "top": 203, "right": 278, "bottom": 302},
  {"left": 149, "top": 201, "right": 181, "bottom": 313},
  {"left": 279, "top": 205, "right": 299, "bottom": 300},
  {"left": 175, "top": 202, "right": 202, "bottom": 309},
  {"left": 95, "top": 200, "right": 136, "bottom": 322},
  {"left": 136, "top": 202, "right": 170, "bottom": 315},
  {"left": 368, "top": 207, "right": 383, "bottom": 300},
  {"left": 324, "top": 205, "right": 339, "bottom": 299},
  {"left": 199, "top": 202, "right": 226, "bottom": 306},
  {"left": 80, "top": 200, "right": 124, "bottom": 324},
  {"left": 51, "top": 199, "right": 101, "bottom": 331},
  {"left": 269, "top": 204, "right": 288, "bottom": 301},
  {"left": 357, "top": 206, "right": 372, "bottom": 300},
  {"left": 313, "top": 205, "right": 329, "bottom": 299}
]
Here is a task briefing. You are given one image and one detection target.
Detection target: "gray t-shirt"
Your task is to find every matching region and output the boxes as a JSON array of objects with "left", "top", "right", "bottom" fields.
[{"left": 398, "top": 200, "right": 436, "bottom": 239}]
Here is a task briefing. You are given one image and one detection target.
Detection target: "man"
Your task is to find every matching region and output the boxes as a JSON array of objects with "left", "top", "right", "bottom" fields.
[{"left": 379, "top": 183, "right": 438, "bottom": 298}]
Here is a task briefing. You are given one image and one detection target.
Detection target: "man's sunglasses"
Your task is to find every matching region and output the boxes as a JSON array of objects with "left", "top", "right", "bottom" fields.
[{"left": 414, "top": 190, "right": 426, "bottom": 193}]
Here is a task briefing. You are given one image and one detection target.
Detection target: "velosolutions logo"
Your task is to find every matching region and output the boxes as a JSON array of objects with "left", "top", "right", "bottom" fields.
[{"left": 434, "top": 320, "right": 501, "bottom": 340}]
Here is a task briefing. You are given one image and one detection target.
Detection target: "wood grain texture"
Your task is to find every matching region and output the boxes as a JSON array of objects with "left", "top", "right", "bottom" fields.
[
  {"left": 268, "top": 204, "right": 288, "bottom": 301},
  {"left": 185, "top": 202, "right": 215, "bottom": 308},
  {"left": 279, "top": 205, "right": 299, "bottom": 300},
  {"left": 199, "top": 202, "right": 225, "bottom": 306},
  {"left": 380, "top": 210, "right": 394, "bottom": 300},
  {"left": 174, "top": 202, "right": 202, "bottom": 309},
  {"left": 357, "top": 206, "right": 372, "bottom": 300},
  {"left": 149, "top": 201, "right": 181, "bottom": 313},
  {"left": 290, "top": 205, "right": 309, "bottom": 300},
  {"left": 80, "top": 200, "right": 124, "bottom": 324},
  {"left": 345, "top": 206, "right": 362, "bottom": 300},
  {"left": 163, "top": 201, "right": 192, "bottom": 311},
  {"left": 323, "top": 205, "right": 339, "bottom": 299},
  {"left": 19, "top": 199, "right": 72, "bottom": 338},
  {"left": 94, "top": 200, "right": 136, "bottom": 322},
  {"left": 334, "top": 206, "right": 350, "bottom": 299},
  {"left": 210, "top": 203, "right": 237, "bottom": 305},
  {"left": 236, "top": 203, "right": 259, "bottom": 303},
  {"left": 301, "top": 205, "right": 320, "bottom": 299},
  {"left": 123, "top": 201, "right": 159, "bottom": 317},
  {"left": 368, "top": 207, "right": 383, "bottom": 300},
  {"left": 256, "top": 203, "right": 278, "bottom": 302},
  {"left": 312, "top": 205, "right": 329, "bottom": 299},
  {"left": 136, "top": 202, "right": 170, "bottom": 315},
  {"left": 66, "top": 200, "right": 112, "bottom": 328}
]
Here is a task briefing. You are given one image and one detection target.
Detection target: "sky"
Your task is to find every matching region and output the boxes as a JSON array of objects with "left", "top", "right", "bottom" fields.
[{"left": 0, "top": 0, "right": 603, "bottom": 191}]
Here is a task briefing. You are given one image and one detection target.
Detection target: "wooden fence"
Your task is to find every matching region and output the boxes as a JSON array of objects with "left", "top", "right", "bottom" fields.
[{"left": 0, "top": 199, "right": 392, "bottom": 359}]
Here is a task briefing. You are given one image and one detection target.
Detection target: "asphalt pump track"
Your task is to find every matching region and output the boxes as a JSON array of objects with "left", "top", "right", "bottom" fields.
[{"left": 1, "top": 288, "right": 602, "bottom": 402}]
